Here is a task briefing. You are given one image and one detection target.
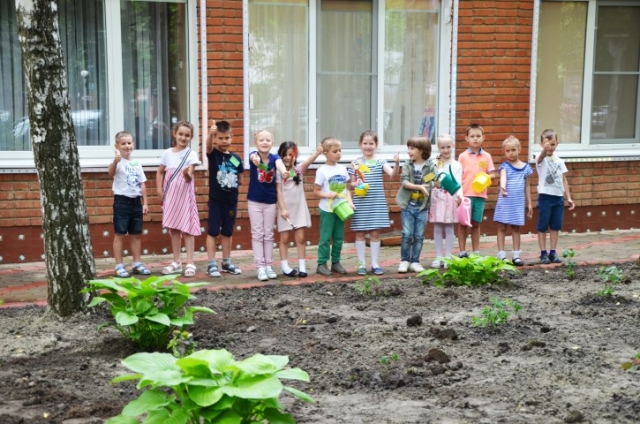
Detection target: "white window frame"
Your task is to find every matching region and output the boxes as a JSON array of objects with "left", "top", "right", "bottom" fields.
[
  {"left": 242, "top": 0, "right": 453, "bottom": 164},
  {"left": 1, "top": 0, "right": 199, "bottom": 171},
  {"left": 529, "top": 0, "right": 640, "bottom": 162}
]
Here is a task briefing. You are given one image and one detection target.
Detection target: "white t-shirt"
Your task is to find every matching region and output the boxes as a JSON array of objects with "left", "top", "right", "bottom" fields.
[
  {"left": 537, "top": 155, "right": 568, "bottom": 197},
  {"left": 160, "top": 148, "right": 200, "bottom": 169},
  {"left": 112, "top": 158, "right": 147, "bottom": 198},
  {"left": 314, "top": 164, "right": 349, "bottom": 212}
]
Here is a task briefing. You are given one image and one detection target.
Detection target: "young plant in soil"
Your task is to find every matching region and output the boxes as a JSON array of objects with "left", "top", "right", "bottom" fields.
[
  {"left": 596, "top": 265, "right": 625, "bottom": 297},
  {"left": 471, "top": 297, "right": 522, "bottom": 328},
  {"left": 81, "top": 275, "right": 214, "bottom": 350},
  {"left": 106, "top": 349, "right": 315, "bottom": 424},
  {"left": 380, "top": 353, "right": 399, "bottom": 366},
  {"left": 622, "top": 352, "right": 640, "bottom": 372},
  {"left": 418, "top": 254, "right": 518, "bottom": 287},
  {"left": 563, "top": 248, "right": 577, "bottom": 279},
  {"left": 354, "top": 275, "right": 381, "bottom": 296}
]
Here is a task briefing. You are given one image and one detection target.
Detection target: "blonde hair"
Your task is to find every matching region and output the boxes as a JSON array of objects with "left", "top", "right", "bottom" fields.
[
  {"left": 115, "top": 130, "right": 132, "bottom": 144},
  {"left": 254, "top": 129, "right": 273, "bottom": 142},
  {"left": 321, "top": 136, "right": 341, "bottom": 151},
  {"left": 437, "top": 134, "right": 455, "bottom": 148},
  {"left": 502, "top": 135, "right": 521, "bottom": 148},
  {"left": 540, "top": 129, "right": 558, "bottom": 143}
]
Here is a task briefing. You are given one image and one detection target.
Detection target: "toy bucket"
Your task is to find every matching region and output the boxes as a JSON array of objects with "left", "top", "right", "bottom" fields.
[
  {"left": 329, "top": 196, "right": 354, "bottom": 221},
  {"left": 354, "top": 183, "right": 369, "bottom": 196},
  {"left": 472, "top": 172, "right": 491, "bottom": 193},
  {"left": 457, "top": 197, "right": 472, "bottom": 227},
  {"left": 436, "top": 165, "right": 461, "bottom": 196}
]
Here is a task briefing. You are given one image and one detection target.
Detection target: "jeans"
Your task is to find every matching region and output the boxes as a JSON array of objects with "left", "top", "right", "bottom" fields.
[
  {"left": 401, "top": 206, "right": 428, "bottom": 263},
  {"left": 113, "top": 195, "right": 143, "bottom": 235}
]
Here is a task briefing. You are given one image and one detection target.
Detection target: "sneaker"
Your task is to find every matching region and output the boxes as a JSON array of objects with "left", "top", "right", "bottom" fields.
[
  {"left": 409, "top": 262, "right": 425, "bottom": 273},
  {"left": 548, "top": 253, "right": 563, "bottom": 264},
  {"left": 443, "top": 262, "right": 448, "bottom": 269},
  {"left": 398, "top": 261, "right": 409, "bottom": 273},
  {"left": 222, "top": 262, "right": 242, "bottom": 275},
  {"left": 431, "top": 260, "right": 441, "bottom": 269},
  {"left": 331, "top": 262, "right": 347, "bottom": 274},
  {"left": 207, "top": 261, "right": 221, "bottom": 278},
  {"left": 459, "top": 252, "right": 469, "bottom": 259},
  {"left": 316, "top": 263, "right": 331, "bottom": 276},
  {"left": 357, "top": 262, "right": 367, "bottom": 276},
  {"left": 265, "top": 266, "right": 278, "bottom": 279},
  {"left": 257, "top": 267, "right": 269, "bottom": 281},
  {"left": 371, "top": 267, "right": 384, "bottom": 275},
  {"left": 540, "top": 254, "right": 551, "bottom": 264}
]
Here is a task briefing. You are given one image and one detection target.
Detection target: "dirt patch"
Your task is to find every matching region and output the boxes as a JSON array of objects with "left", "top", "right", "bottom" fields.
[{"left": 1, "top": 264, "right": 640, "bottom": 423}]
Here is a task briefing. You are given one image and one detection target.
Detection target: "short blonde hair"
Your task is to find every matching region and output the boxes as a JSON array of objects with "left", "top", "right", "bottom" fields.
[
  {"left": 115, "top": 131, "right": 132, "bottom": 144},
  {"left": 540, "top": 129, "right": 558, "bottom": 143},
  {"left": 254, "top": 129, "right": 273, "bottom": 142},
  {"left": 321, "top": 136, "right": 341, "bottom": 151},
  {"left": 437, "top": 134, "right": 455, "bottom": 148},
  {"left": 502, "top": 135, "right": 520, "bottom": 148}
]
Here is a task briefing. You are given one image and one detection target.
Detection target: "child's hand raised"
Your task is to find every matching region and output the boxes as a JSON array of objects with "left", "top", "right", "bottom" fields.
[
  {"left": 182, "top": 166, "right": 192, "bottom": 182},
  {"left": 393, "top": 152, "right": 400, "bottom": 163},
  {"left": 113, "top": 149, "right": 122, "bottom": 163}
]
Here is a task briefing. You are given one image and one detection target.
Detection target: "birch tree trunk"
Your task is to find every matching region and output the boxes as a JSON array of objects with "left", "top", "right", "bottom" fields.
[{"left": 15, "top": 0, "right": 95, "bottom": 316}]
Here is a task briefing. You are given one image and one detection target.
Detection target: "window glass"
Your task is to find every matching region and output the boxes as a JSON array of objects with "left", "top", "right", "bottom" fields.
[
  {"left": 384, "top": 0, "right": 440, "bottom": 145},
  {"left": 248, "top": 0, "right": 309, "bottom": 145},
  {"left": 536, "top": 1, "right": 586, "bottom": 145}
]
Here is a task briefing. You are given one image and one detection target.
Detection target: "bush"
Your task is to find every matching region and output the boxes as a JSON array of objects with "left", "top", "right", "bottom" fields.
[{"left": 418, "top": 254, "right": 518, "bottom": 287}]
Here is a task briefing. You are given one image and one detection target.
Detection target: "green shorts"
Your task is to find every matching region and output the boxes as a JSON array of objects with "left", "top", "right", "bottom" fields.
[{"left": 469, "top": 196, "right": 485, "bottom": 223}]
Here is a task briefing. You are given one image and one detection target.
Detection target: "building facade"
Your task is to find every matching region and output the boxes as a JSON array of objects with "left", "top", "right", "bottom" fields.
[{"left": 1, "top": 0, "right": 638, "bottom": 264}]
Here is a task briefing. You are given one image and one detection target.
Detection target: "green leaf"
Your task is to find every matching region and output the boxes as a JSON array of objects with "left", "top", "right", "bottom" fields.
[
  {"left": 188, "top": 385, "right": 224, "bottom": 406},
  {"left": 145, "top": 313, "right": 172, "bottom": 326},
  {"left": 86, "top": 279, "right": 126, "bottom": 292},
  {"left": 115, "top": 311, "right": 139, "bottom": 326},
  {"left": 283, "top": 386, "right": 316, "bottom": 403},
  {"left": 121, "top": 353, "right": 186, "bottom": 387},
  {"left": 122, "top": 389, "right": 172, "bottom": 417},
  {"left": 236, "top": 354, "right": 289, "bottom": 376},
  {"left": 263, "top": 408, "right": 295, "bottom": 424},
  {"left": 111, "top": 373, "right": 143, "bottom": 384},
  {"left": 275, "top": 368, "right": 310, "bottom": 382},
  {"left": 189, "top": 306, "right": 216, "bottom": 314},
  {"left": 170, "top": 316, "right": 195, "bottom": 327},
  {"left": 210, "top": 410, "right": 242, "bottom": 424},
  {"left": 87, "top": 296, "right": 107, "bottom": 307},
  {"left": 178, "top": 349, "right": 235, "bottom": 375},
  {"left": 221, "top": 375, "right": 283, "bottom": 399},
  {"left": 105, "top": 415, "right": 139, "bottom": 424},
  {"left": 143, "top": 407, "right": 190, "bottom": 424}
]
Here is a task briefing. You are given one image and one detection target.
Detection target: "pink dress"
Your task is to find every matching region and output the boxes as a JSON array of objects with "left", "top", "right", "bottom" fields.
[
  {"left": 161, "top": 149, "right": 201, "bottom": 236},
  {"left": 429, "top": 160, "right": 462, "bottom": 224}
]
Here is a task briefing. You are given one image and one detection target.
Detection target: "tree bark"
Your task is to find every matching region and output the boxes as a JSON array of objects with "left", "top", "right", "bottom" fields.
[{"left": 16, "top": 0, "right": 95, "bottom": 316}]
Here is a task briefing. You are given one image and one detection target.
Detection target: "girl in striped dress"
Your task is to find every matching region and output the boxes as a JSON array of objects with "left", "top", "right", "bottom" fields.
[
  {"left": 493, "top": 136, "right": 533, "bottom": 266},
  {"left": 349, "top": 130, "right": 400, "bottom": 275},
  {"left": 156, "top": 121, "right": 201, "bottom": 277}
]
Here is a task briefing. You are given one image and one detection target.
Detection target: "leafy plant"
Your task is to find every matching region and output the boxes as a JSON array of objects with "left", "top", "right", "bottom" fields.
[
  {"left": 562, "top": 248, "right": 577, "bottom": 279},
  {"left": 418, "top": 254, "right": 518, "bottom": 287},
  {"left": 81, "top": 275, "right": 214, "bottom": 349},
  {"left": 471, "top": 297, "right": 522, "bottom": 328},
  {"left": 597, "top": 265, "right": 625, "bottom": 297},
  {"left": 168, "top": 330, "right": 198, "bottom": 358},
  {"left": 105, "top": 349, "right": 315, "bottom": 424},
  {"left": 354, "top": 275, "right": 381, "bottom": 296},
  {"left": 622, "top": 352, "right": 640, "bottom": 372},
  {"left": 380, "top": 353, "right": 399, "bottom": 366}
]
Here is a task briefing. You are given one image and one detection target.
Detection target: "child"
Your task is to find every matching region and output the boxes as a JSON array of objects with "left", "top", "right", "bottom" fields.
[
  {"left": 536, "top": 129, "right": 575, "bottom": 264},
  {"left": 108, "top": 131, "right": 150, "bottom": 277},
  {"left": 457, "top": 123, "right": 496, "bottom": 257},
  {"left": 395, "top": 136, "right": 438, "bottom": 273},
  {"left": 429, "top": 134, "right": 463, "bottom": 268},
  {"left": 349, "top": 130, "right": 400, "bottom": 275},
  {"left": 493, "top": 136, "right": 533, "bottom": 266},
  {"left": 248, "top": 130, "right": 288, "bottom": 281},
  {"left": 313, "top": 137, "right": 354, "bottom": 276},
  {"left": 276, "top": 142, "right": 323, "bottom": 278},
  {"left": 155, "top": 121, "right": 201, "bottom": 277},
  {"left": 205, "top": 120, "right": 244, "bottom": 277}
]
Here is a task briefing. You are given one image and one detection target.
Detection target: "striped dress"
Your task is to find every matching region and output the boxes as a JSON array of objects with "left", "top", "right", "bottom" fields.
[
  {"left": 493, "top": 161, "right": 533, "bottom": 226},
  {"left": 161, "top": 149, "right": 201, "bottom": 236},
  {"left": 349, "top": 158, "right": 390, "bottom": 231}
]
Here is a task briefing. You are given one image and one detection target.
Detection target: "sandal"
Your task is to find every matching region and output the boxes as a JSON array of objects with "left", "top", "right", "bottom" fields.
[
  {"left": 207, "top": 262, "right": 221, "bottom": 278},
  {"left": 132, "top": 262, "right": 151, "bottom": 275},
  {"left": 162, "top": 262, "right": 182, "bottom": 275},
  {"left": 184, "top": 264, "right": 197, "bottom": 277},
  {"left": 512, "top": 258, "right": 524, "bottom": 267},
  {"left": 114, "top": 264, "right": 130, "bottom": 278}
]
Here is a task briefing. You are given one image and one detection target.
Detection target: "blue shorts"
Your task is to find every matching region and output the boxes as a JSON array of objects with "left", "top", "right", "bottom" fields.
[
  {"left": 208, "top": 199, "right": 237, "bottom": 237},
  {"left": 537, "top": 193, "right": 564, "bottom": 232},
  {"left": 113, "top": 195, "right": 143, "bottom": 235},
  {"left": 469, "top": 197, "right": 485, "bottom": 223}
]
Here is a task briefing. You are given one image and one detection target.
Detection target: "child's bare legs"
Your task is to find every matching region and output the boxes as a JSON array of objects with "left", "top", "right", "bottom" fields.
[
  {"left": 549, "top": 229, "right": 559, "bottom": 251},
  {"left": 471, "top": 222, "right": 481, "bottom": 252},
  {"left": 279, "top": 230, "right": 295, "bottom": 275},
  {"left": 457, "top": 224, "right": 470, "bottom": 254},
  {"left": 113, "top": 234, "right": 125, "bottom": 265},
  {"left": 294, "top": 228, "right": 306, "bottom": 260},
  {"left": 130, "top": 234, "right": 142, "bottom": 264},
  {"left": 183, "top": 234, "right": 194, "bottom": 265},
  {"left": 512, "top": 225, "right": 521, "bottom": 251},
  {"left": 496, "top": 223, "right": 507, "bottom": 259},
  {"left": 537, "top": 231, "right": 547, "bottom": 252},
  {"left": 170, "top": 232, "right": 182, "bottom": 263},
  {"left": 206, "top": 234, "right": 218, "bottom": 261}
]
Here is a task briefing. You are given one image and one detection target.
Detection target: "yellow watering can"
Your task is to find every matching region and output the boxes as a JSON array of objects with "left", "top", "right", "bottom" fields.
[{"left": 472, "top": 172, "right": 491, "bottom": 193}]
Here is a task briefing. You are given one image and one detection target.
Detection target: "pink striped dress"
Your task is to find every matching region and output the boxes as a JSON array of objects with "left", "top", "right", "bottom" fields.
[{"left": 161, "top": 148, "right": 201, "bottom": 236}]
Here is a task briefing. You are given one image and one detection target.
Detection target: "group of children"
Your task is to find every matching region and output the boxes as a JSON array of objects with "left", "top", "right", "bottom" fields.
[{"left": 109, "top": 121, "right": 574, "bottom": 280}]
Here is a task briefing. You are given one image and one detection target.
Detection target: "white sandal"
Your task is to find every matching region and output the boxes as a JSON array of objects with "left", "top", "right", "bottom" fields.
[
  {"left": 162, "top": 262, "right": 182, "bottom": 275},
  {"left": 184, "top": 264, "right": 197, "bottom": 277}
]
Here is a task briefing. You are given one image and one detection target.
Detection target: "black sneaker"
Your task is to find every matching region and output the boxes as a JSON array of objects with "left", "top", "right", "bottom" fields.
[
  {"left": 540, "top": 254, "right": 551, "bottom": 264},
  {"left": 548, "top": 253, "right": 563, "bottom": 264},
  {"left": 458, "top": 252, "right": 469, "bottom": 259}
]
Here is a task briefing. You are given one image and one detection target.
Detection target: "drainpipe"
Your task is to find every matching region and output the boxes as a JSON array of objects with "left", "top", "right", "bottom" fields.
[
  {"left": 200, "top": 0, "right": 208, "bottom": 168},
  {"left": 450, "top": 0, "right": 459, "bottom": 139}
]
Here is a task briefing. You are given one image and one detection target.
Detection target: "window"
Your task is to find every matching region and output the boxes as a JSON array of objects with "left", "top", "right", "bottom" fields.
[
  {"left": 0, "top": 0, "right": 194, "bottom": 167},
  {"left": 247, "top": 0, "right": 449, "bottom": 153},
  {"left": 533, "top": 0, "right": 640, "bottom": 158}
]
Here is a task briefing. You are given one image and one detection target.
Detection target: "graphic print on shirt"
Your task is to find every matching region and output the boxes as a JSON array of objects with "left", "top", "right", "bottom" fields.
[
  {"left": 258, "top": 168, "right": 275, "bottom": 183},
  {"left": 543, "top": 158, "right": 563, "bottom": 191},
  {"left": 328, "top": 174, "right": 347, "bottom": 194},
  {"left": 217, "top": 158, "right": 239, "bottom": 189},
  {"left": 125, "top": 164, "right": 142, "bottom": 190}
]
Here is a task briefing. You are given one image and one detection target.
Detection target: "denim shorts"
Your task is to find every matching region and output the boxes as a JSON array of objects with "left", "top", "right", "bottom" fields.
[
  {"left": 113, "top": 195, "right": 143, "bottom": 235},
  {"left": 537, "top": 193, "right": 565, "bottom": 232},
  {"left": 207, "top": 199, "right": 237, "bottom": 237}
]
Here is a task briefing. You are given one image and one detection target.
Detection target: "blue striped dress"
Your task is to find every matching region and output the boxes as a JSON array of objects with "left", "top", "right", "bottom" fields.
[
  {"left": 349, "top": 158, "right": 391, "bottom": 231},
  {"left": 493, "top": 161, "right": 533, "bottom": 226}
]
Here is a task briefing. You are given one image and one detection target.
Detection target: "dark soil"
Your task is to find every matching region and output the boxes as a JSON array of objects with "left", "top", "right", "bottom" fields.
[{"left": 1, "top": 263, "right": 640, "bottom": 423}]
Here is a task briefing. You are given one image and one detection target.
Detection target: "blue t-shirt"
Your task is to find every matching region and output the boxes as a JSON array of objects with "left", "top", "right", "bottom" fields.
[
  {"left": 247, "top": 152, "right": 280, "bottom": 204},
  {"left": 207, "top": 148, "right": 244, "bottom": 205}
]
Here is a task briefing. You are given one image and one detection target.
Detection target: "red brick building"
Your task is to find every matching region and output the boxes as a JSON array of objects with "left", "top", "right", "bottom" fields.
[{"left": 1, "top": 0, "right": 638, "bottom": 264}]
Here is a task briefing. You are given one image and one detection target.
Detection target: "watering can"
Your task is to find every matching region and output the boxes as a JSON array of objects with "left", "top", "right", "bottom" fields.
[
  {"left": 472, "top": 172, "right": 491, "bottom": 193},
  {"left": 354, "top": 183, "right": 369, "bottom": 196},
  {"left": 435, "top": 165, "right": 461, "bottom": 196},
  {"left": 328, "top": 195, "right": 354, "bottom": 221}
]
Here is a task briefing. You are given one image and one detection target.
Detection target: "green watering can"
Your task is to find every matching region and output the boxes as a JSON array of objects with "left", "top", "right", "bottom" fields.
[{"left": 436, "top": 165, "right": 461, "bottom": 196}]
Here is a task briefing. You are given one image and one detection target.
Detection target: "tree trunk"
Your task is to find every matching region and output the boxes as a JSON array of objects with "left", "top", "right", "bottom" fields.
[{"left": 15, "top": 0, "right": 95, "bottom": 316}]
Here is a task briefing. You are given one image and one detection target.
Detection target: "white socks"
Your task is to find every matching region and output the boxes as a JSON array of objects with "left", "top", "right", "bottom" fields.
[
  {"left": 356, "top": 240, "right": 366, "bottom": 266},
  {"left": 370, "top": 241, "right": 381, "bottom": 269},
  {"left": 298, "top": 259, "right": 306, "bottom": 273},
  {"left": 281, "top": 260, "right": 293, "bottom": 274}
]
